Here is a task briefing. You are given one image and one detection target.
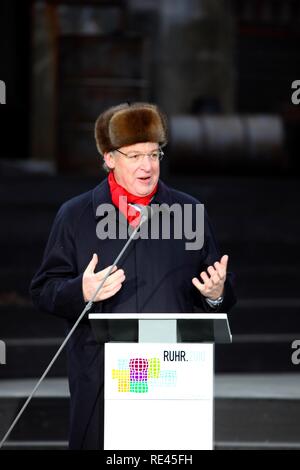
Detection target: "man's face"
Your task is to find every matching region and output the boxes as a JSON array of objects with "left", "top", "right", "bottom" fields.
[{"left": 104, "top": 142, "right": 160, "bottom": 196}]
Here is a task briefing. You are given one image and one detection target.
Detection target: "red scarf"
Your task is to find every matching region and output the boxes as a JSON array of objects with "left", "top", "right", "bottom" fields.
[{"left": 108, "top": 172, "right": 157, "bottom": 227}]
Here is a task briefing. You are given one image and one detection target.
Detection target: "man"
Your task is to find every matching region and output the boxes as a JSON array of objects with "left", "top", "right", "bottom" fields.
[{"left": 30, "top": 102, "right": 236, "bottom": 450}]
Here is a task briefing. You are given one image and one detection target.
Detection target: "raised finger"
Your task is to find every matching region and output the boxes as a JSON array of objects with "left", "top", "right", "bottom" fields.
[
  {"left": 192, "top": 277, "right": 205, "bottom": 293},
  {"left": 98, "top": 268, "right": 124, "bottom": 287},
  {"left": 207, "top": 266, "right": 216, "bottom": 278},
  {"left": 103, "top": 269, "right": 125, "bottom": 288},
  {"left": 96, "top": 283, "right": 123, "bottom": 301},
  {"left": 103, "top": 274, "right": 126, "bottom": 294},
  {"left": 211, "top": 273, "right": 221, "bottom": 285},
  {"left": 200, "top": 271, "right": 213, "bottom": 289},
  {"left": 220, "top": 254, "right": 229, "bottom": 270},
  {"left": 94, "top": 265, "right": 117, "bottom": 281},
  {"left": 85, "top": 253, "right": 98, "bottom": 274},
  {"left": 214, "top": 261, "right": 226, "bottom": 280}
]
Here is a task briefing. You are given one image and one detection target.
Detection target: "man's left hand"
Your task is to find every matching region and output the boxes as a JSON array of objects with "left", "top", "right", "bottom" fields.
[{"left": 192, "top": 254, "right": 228, "bottom": 300}]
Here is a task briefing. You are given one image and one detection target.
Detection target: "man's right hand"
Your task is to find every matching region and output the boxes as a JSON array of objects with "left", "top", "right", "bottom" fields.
[{"left": 82, "top": 253, "right": 126, "bottom": 302}]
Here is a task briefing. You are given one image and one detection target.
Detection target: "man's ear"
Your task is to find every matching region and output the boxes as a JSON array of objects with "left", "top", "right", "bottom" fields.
[{"left": 103, "top": 151, "right": 115, "bottom": 170}]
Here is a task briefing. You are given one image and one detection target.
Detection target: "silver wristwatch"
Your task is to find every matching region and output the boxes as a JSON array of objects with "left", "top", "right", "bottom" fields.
[{"left": 206, "top": 296, "right": 223, "bottom": 308}]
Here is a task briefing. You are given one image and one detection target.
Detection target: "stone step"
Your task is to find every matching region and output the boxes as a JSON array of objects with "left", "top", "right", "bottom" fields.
[
  {"left": 1, "top": 440, "right": 68, "bottom": 450},
  {"left": 0, "top": 379, "right": 69, "bottom": 442},
  {"left": 216, "top": 441, "right": 300, "bottom": 450},
  {"left": 215, "top": 374, "right": 300, "bottom": 447},
  {"left": 0, "top": 339, "right": 67, "bottom": 379},
  {"left": 215, "top": 338, "right": 297, "bottom": 373},
  {"left": 1, "top": 375, "right": 300, "bottom": 449},
  {"left": 229, "top": 299, "right": 300, "bottom": 334},
  {"left": 0, "top": 299, "right": 299, "bottom": 378},
  {"left": 3, "top": 440, "right": 300, "bottom": 451},
  {"left": 234, "top": 270, "right": 300, "bottom": 298},
  {"left": 0, "top": 332, "right": 298, "bottom": 379},
  {"left": 0, "top": 306, "right": 67, "bottom": 338}
]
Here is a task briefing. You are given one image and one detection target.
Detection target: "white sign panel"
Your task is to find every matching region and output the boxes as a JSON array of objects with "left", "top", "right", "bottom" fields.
[{"left": 104, "top": 343, "right": 214, "bottom": 450}]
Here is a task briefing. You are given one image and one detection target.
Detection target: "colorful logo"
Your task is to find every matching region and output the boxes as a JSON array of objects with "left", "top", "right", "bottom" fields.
[{"left": 112, "top": 357, "right": 176, "bottom": 393}]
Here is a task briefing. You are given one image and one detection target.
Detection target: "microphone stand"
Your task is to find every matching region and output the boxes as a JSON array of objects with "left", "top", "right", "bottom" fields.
[{"left": 0, "top": 212, "right": 148, "bottom": 449}]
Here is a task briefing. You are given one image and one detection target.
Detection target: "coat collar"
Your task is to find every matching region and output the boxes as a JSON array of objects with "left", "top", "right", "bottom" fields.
[{"left": 92, "top": 177, "right": 173, "bottom": 220}]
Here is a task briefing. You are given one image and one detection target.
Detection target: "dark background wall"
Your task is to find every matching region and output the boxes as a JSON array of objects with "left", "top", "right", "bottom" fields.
[
  {"left": 1, "top": 0, "right": 300, "bottom": 450},
  {"left": 0, "top": 1, "right": 31, "bottom": 161}
]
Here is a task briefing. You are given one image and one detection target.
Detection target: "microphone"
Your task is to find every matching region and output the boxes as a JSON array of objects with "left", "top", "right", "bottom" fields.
[
  {"left": 140, "top": 204, "right": 154, "bottom": 222},
  {"left": 128, "top": 203, "right": 154, "bottom": 225},
  {"left": 0, "top": 209, "right": 150, "bottom": 449}
]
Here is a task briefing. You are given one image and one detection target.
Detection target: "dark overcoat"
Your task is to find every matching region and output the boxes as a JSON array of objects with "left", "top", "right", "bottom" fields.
[{"left": 30, "top": 178, "right": 236, "bottom": 449}]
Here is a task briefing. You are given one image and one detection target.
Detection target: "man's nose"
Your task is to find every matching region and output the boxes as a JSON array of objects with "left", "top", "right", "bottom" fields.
[{"left": 139, "top": 154, "right": 153, "bottom": 170}]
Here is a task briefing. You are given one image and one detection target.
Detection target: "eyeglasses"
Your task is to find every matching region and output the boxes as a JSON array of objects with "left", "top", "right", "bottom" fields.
[{"left": 114, "top": 147, "right": 164, "bottom": 163}]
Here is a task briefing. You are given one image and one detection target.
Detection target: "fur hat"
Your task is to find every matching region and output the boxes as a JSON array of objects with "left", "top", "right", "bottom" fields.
[{"left": 95, "top": 102, "right": 168, "bottom": 155}]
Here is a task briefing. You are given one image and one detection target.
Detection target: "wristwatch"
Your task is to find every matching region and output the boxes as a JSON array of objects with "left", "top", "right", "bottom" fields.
[{"left": 206, "top": 296, "right": 223, "bottom": 308}]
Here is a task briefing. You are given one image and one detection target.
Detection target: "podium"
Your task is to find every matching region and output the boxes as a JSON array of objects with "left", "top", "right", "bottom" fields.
[{"left": 89, "top": 313, "right": 231, "bottom": 450}]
